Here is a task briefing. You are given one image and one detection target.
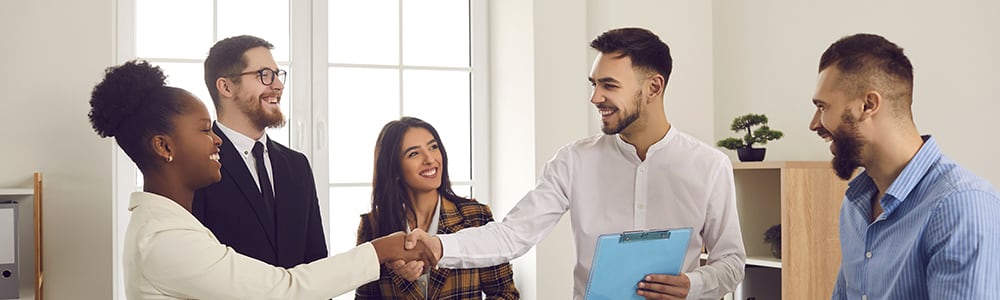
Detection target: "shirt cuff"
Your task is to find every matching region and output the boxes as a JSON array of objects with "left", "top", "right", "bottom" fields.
[{"left": 685, "top": 271, "right": 704, "bottom": 300}]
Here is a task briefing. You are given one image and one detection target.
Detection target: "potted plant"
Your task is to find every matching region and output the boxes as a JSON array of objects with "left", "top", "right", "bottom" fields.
[{"left": 716, "top": 113, "right": 784, "bottom": 162}]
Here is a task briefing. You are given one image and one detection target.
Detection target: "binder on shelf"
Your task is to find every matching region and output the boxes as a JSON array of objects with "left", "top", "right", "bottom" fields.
[
  {"left": 0, "top": 202, "right": 18, "bottom": 299},
  {"left": 585, "top": 227, "right": 693, "bottom": 300}
]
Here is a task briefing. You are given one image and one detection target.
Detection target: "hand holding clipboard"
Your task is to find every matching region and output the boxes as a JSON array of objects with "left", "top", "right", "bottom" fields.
[{"left": 584, "top": 228, "right": 693, "bottom": 300}]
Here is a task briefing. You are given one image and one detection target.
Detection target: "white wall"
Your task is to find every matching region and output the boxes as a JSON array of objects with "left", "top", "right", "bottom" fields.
[
  {"left": 1, "top": 0, "right": 115, "bottom": 299},
  {"left": 713, "top": 0, "right": 1000, "bottom": 185}
]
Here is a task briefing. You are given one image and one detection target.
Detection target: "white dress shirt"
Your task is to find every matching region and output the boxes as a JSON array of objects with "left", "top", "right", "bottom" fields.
[
  {"left": 438, "top": 128, "right": 746, "bottom": 300},
  {"left": 123, "top": 192, "right": 379, "bottom": 299},
  {"left": 216, "top": 121, "right": 273, "bottom": 194}
]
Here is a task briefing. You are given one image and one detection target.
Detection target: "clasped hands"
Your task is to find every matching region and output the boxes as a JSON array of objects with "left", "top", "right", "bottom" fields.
[{"left": 369, "top": 229, "right": 442, "bottom": 281}]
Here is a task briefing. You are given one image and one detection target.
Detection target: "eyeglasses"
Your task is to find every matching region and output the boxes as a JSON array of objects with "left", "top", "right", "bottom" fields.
[{"left": 225, "top": 67, "right": 287, "bottom": 86}]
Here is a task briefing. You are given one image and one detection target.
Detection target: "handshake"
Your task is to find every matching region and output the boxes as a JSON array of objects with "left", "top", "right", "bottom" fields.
[{"left": 370, "top": 229, "right": 442, "bottom": 280}]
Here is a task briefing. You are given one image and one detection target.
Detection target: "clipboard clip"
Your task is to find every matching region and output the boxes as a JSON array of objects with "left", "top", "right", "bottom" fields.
[{"left": 619, "top": 229, "right": 671, "bottom": 243}]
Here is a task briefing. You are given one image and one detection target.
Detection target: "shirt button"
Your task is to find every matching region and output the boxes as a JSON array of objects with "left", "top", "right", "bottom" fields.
[
  {"left": 866, "top": 251, "right": 872, "bottom": 259},
  {"left": 862, "top": 295, "right": 867, "bottom": 300}
]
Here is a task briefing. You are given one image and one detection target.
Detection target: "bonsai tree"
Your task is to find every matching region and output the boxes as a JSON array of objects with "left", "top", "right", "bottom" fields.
[{"left": 717, "top": 113, "right": 784, "bottom": 150}]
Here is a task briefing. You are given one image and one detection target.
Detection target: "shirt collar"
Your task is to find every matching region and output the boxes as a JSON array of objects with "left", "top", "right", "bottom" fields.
[
  {"left": 883, "top": 135, "right": 940, "bottom": 201},
  {"left": 845, "top": 135, "right": 940, "bottom": 208},
  {"left": 216, "top": 121, "right": 269, "bottom": 156},
  {"left": 613, "top": 126, "right": 677, "bottom": 162}
]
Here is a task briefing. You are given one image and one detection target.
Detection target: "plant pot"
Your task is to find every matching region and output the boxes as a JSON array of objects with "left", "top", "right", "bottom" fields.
[{"left": 737, "top": 147, "right": 766, "bottom": 162}]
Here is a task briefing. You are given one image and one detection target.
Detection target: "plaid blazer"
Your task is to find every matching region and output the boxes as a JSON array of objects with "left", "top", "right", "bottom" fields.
[{"left": 355, "top": 199, "right": 519, "bottom": 300}]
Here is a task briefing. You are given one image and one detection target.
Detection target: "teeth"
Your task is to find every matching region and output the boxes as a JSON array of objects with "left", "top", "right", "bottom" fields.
[
  {"left": 210, "top": 153, "right": 220, "bottom": 161},
  {"left": 420, "top": 168, "right": 437, "bottom": 176},
  {"left": 599, "top": 108, "right": 615, "bottom": 116}
]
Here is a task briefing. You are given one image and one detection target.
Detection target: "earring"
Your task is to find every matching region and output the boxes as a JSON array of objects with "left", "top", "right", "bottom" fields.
[{"left": 167, "top": 156, "right": 173, "bottom": 163}]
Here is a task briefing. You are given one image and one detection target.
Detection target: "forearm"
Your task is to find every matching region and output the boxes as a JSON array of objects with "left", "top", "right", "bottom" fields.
[{"left": 685, "top": 250, "right": 745, "bottom": 299}]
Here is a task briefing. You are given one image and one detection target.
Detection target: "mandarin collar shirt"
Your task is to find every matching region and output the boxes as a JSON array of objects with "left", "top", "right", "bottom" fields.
[{"left": 438, "top": 128, "right": 746, "bottom": 300}]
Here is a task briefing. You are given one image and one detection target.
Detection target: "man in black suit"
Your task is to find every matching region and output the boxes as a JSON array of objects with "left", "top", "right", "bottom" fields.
[{"left": 193, "top": 35, "right": 328, "bottom": 268}]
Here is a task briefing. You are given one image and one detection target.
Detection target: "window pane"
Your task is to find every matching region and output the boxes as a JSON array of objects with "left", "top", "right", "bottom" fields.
[
  {"left": 327, "top": 185, "right": 372, "bottom": 254},
  {"left": 451, "top": 184, "right": 472, "bottom": 200},
  {"left": 402, "top": 70, "right": 471, "bottom": 181},
  {"left": 154, "top": 61, "right": 216, "bottom": 119},
  {"left": 217, "top": 0, "right": 291, "bottom": 61},
  {"left": 402, "top": 0, "right": 469, "bottom": 67},
  {"left": 328, "top": 67, "right": 400, "bottom": 183},
  {"left": 136, "top": 0, "right": 213, "bottom": 59},
  {"left": 329, "top": 0, "right": 398, "bottom": 65}
]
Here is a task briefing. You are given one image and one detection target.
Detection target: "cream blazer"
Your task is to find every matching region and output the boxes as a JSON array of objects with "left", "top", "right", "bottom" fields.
[{"left": 124, "top": 192, "right": 379, "bottom": 299}]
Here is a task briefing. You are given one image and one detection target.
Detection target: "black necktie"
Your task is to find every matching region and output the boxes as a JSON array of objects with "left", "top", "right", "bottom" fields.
[{"left": 252, "top": 141, "right": 275, "bottom": 215}]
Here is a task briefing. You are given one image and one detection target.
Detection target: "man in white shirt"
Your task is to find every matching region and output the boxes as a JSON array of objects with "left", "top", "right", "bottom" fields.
[{"left": 403, "top": 27, "right": 746, "bottom": 300}]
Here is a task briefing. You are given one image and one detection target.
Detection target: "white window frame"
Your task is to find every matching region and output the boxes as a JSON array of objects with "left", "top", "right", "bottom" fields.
[{"left": 113, "top": 1, "right": 489, "bottom": 299}]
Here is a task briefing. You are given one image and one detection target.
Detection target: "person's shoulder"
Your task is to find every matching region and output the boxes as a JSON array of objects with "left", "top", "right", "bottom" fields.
[
  {"left": 665, "top": 129, "right": 731, "bottom": 166},
  {"left": 267, "top": 139, "right": 311, "bottom": 164},
  {"left": 556, "top": 134, "right": 616, "bottom": 155},
  {"left": 928, "top": 156, "right": 999, "bottom": 199}
]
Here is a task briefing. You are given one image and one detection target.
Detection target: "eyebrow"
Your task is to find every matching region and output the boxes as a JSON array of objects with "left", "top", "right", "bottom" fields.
[
  {"left": 403, "top": 139, "right": 438, "bottom": 154},
  {"left": 588, "top": 77, "right": 621, "bottom": 84}
]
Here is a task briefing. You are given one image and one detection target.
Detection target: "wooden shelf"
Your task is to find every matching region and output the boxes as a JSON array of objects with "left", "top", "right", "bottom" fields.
[
  {"left": 730, "top": 161, "right": 846, "bottom": 299},
  {"left": 0, "top": 188, "right": 33, "bottom": 197},
  {"left": 733, "top": 161, "right": 831, "bottom": 170},
  {"left": 700, "top": 253, "right": 782, "bottom": 269},
  {"left": 747, "top": 256, "right": 782, "bottom": 269}
]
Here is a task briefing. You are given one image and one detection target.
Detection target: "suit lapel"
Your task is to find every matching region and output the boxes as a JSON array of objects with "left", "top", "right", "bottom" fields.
[{"left": 214, "top": 124, "right": 277, "bottom": 251}]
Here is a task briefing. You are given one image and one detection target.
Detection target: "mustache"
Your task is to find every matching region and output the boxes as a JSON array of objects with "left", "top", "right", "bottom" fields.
[{"left": 816, "top": 127, "right": 832, "bottom": 138}]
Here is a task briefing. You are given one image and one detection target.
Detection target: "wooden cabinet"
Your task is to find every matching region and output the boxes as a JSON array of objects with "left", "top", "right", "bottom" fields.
[
  {"left": 0, "top": 173, "right": 43, "bottom": 300},
  {"left": 730, "top": 161, "right": 847, "bottom": 300}
]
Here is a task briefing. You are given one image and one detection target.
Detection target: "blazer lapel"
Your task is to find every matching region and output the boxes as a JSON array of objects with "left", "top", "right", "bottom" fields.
[{"left": 214, "top": 124, "right": 277, "bottom": 251}]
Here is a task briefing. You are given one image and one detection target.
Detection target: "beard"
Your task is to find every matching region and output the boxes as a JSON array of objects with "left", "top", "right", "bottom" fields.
[
  {"left": 829, "top": 111, "right": 864, "bottom": 180},
  {"left": 236, "top": 94, "right": 285, "bottom": 129},
  {"left": 601, "top": 91, "right": 642, "bottom": 135}
]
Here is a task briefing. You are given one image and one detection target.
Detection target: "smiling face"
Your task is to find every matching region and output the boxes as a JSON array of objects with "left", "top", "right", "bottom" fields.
[
  {"left": 231, "top": 46, "right": 285, "bottom": 129},
  {"left": 810, "top": 67, "right": 866, "bottom": 180},
  {"left": 398, "top": 127, "right": 443, "bottom": 194},
  {"left": 589, "top": 52, "right": 646, "bottom": 135},
  {"left": 169, "top": 92, "right": 223, "bottom": 189}
]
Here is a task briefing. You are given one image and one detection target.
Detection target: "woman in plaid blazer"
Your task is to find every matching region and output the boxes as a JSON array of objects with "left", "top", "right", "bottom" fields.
[{"left": 355, "top": 117, "right": 519, "bottom": 300}]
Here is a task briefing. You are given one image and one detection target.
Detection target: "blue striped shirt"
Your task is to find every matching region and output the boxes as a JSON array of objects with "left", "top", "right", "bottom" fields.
[{"left": 832, "top": 136, "right": 1000, "bottom": 300}]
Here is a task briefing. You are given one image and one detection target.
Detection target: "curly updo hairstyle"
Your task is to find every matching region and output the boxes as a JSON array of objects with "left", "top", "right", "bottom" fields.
[{"left": 88, "top": 60, "right": 191, "bottom": 170}]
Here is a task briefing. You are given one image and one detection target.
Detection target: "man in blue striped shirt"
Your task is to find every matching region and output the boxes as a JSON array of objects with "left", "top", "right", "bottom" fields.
[{"left": 809, "top": 33, "right": 1000, "bottom": 300}]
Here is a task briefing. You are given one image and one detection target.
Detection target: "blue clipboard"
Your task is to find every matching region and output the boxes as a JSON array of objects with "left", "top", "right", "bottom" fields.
[{"left": 584, "top": 227, "right": 693, "bottom": 300}]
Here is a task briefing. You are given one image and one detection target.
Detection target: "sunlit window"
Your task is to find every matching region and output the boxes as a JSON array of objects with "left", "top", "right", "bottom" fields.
[{"left": 117, "top": 1, "right": 484, "bottom": 299}]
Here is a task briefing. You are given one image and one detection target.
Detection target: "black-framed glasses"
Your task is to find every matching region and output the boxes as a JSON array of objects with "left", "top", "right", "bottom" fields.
[{"left": 225, "top": 67, "right": 287, "bottom": 86}]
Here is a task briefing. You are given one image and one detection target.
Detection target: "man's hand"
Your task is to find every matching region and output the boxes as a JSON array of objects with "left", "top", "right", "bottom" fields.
[
  {"left": 370, "top": 231, "right": 438, "bottom": 272},
  {"left": 636, "top": 273, "right": 691, "bottom": 300},
  {"left": 404, "top": 229, "right": 443, "bottom": 261},
  {"left": 386, "top": 259, "right": 424, "bottom": 281}
]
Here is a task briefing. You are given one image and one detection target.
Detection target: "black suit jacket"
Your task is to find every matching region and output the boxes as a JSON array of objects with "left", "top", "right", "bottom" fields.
[{"left": 193, "top": 124, "right": 328, "bottom": 268}]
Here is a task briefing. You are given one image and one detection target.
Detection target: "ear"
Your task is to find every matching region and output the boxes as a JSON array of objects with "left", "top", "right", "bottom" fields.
[
  {"left": 216, "top": 77, "right": 234, "bottom": 99},
  {"left": 150, "top": 134, "right": 175, "bottom": 163},
  {"left": 860, "top": 90, "right": 882, "bottom": 121},
  {"left": 645, "top": 74, "right": 665, "bottom": 101}
]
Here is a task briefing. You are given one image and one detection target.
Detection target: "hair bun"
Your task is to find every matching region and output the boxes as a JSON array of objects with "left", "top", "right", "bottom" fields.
[{"left": 88, "top": 60, "right": 167, "bottom": 137}]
